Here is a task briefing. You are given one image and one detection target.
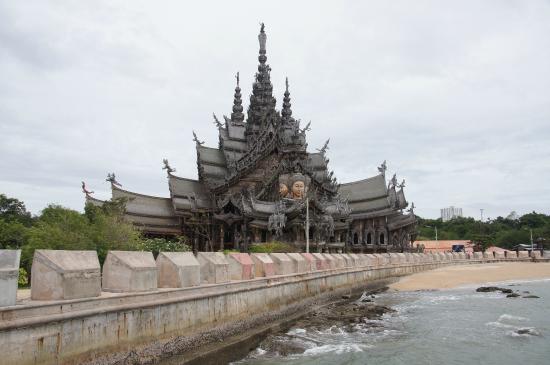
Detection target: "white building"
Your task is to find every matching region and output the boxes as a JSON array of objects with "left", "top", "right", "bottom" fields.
[{"left": 440, "top": 206, "right": 463, "bottom": 222}]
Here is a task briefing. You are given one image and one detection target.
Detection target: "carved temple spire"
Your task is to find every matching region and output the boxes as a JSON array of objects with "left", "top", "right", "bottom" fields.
[
  {"left": 281, "top": 77, "right": 292, "bottom": 120},
  {"left": 246, "top": 23, "right": 276, "bottom": 129},
  {"left": 231, "top": 72, "right": 244, "bottom": 123}
]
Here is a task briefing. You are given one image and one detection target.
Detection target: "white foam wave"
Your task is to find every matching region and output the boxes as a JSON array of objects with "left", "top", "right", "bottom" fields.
[
  {"left": 287, "top": 328, "right": 306, "bottom": 335},
  {"left": 485, "top": 321, "right": 516, "bottom": 329},
  {"left": 302, "top": 343, "right": 366, "bottom": 355},
  {"left": 498, "top": 314, "right": 529, "bottom": 323}
]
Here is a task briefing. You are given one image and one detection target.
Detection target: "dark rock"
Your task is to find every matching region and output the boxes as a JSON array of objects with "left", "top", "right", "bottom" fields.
[
  {"left": 476, "top": 286, "right": 513, "bottom": 294},
  {"left": 506, "top": 293, "right": 520, "bottom": 298},
  {"left": 341, "top": 294, "right": 351, "bottom": 299},
  {"left": 523, "top": 295, "right": 540, "bottom": 298},
  {"left": 516, "top": 328, "right": 541, "bottom": 336}
]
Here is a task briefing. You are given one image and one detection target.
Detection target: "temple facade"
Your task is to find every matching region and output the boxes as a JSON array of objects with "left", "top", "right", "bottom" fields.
[{"left": 85, "top": 25, "right": 416, "bottom": 253}]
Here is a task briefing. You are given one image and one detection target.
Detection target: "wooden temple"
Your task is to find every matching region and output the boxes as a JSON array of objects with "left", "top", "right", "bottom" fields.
[{"left": 85, "top": 24, "right": 416, "bottom": 253}]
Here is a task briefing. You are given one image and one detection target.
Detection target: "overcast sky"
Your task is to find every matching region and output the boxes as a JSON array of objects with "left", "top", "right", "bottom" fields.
[{"left": 1, "top": 1, "right": 549, "bottom": 219}]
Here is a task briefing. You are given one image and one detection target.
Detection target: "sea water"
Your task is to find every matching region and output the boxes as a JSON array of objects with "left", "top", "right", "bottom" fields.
[{"left": 235, "top": 279, "right": 550, "bottom": 365}]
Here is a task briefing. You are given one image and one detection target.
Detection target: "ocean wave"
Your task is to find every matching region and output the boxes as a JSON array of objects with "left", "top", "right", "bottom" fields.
[
  {"left": 302, "top": 343, "right": 367, "bottom": 355},
  {"left": 498, "top": 314, "right": 529, "bottom": 323}
]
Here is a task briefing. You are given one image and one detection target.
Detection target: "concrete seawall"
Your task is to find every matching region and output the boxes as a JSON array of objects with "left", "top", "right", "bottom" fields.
[{"left": 0, "top": 251, "right": 540, "bottom": 365}]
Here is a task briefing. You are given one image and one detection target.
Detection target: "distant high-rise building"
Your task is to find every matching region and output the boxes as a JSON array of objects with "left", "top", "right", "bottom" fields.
[{"left": 441, "top": 206, "right": 463, "bottom": 222}]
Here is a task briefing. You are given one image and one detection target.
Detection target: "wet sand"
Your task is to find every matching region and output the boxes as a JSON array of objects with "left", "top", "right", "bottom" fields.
[{"left": 390, "top": 262, "right": 550, "bottom": 291}]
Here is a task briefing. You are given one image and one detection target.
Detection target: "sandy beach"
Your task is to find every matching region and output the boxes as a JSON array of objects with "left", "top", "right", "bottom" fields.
[{"left": 390, "top": 262, "right": 550, "bottom": 291}]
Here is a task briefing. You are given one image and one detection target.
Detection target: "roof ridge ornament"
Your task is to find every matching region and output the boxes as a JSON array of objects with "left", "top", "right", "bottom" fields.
[
  {"left": 231, "top": 72, "right": 244, "bottom": 123},
  {"left": 397, "top": 179, "right": 405, "bottom": 189},
  {"left": 213, "top": 113, "right": 224, "bottom": 128},
  {"left": 281, "top": 77, "right": 293, "bottom": 119},
  {"left": 407, "top": 202, "right": 415, "bottom": 215},
  {"left": 106, "top": 173, "right": 122, "bottom": 187},
  {"left": 378, "top": 160, "right": 387, "bottom": 176},
  {"left": 316, "top": 139, "right": 330, "bottom": 154},
  {"left": 81, "top": 181, "right": 94, "bottom": 197},
  {"left": 162, "top": 159, "right": 176, "bottom": 175},
  {"left": 192, "top": 131, "right": 205, "bottom": 146}
]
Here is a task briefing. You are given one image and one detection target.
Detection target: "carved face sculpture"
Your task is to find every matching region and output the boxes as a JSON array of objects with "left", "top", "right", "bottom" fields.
[
  {"left": 291, "top": 180, "right": 305, "bottom": 199},
  {"left": 279, "top": 183, "right": 289, "bottom": 198}
]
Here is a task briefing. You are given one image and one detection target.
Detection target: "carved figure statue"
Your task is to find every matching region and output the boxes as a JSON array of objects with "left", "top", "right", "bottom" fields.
[
  {"left": 398, "top": 179, "right": 405, "bottom": 189},
  {"left": 192, "top": 131, "right": 204, "bottom": 145},
  {"left": 106, "top": 173, "right": 122, "bottom": 187},
  {"left": 407, "top": 202, "right": 415, "bottom": 215},
  {"left": 81, "top": 181, "right": 94, "bottom": 196},
  {"left": 378, "top": 160, "right": 387, "bottom": 175},
  {"left": 212, "top": 113, "right": 223, "bottom": 128},
  {"left": 279, "top": 183, "right": 289, "bottom": 198},
  {"left": 162, "top": 159, "right": 176, "bottom": 174},
  {"left": 291, "top": 180, "right": 305, "bottom": 199},
  {"left": 299, "top": 121, "right": 311, "bottom": 134},
  {"left": 388, "top": 173, "right": 397, "bottom": 189},
  {"left": 317, "top": 139, "right": 330, "bottom": 154}
]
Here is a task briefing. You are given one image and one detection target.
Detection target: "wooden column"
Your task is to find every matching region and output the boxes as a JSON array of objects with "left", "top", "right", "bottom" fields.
[{"left": 219, "top": 224, "right": 224, "bottom": 251}]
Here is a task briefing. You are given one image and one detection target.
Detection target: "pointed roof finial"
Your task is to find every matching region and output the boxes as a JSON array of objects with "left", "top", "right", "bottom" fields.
[
  {"left": 282, "top": 77, "right": 292, "bottom": 119},
  {"left": 231, "top": 71, "right": 244, "bottom": 123}
]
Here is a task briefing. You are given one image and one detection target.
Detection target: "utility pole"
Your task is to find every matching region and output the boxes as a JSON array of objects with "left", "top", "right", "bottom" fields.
[
  {"left": 480, "top": 209, "right": 484, "bottom": 222},
  {"left": 530, "top": 228, "right": 534, "bottom": 252},
  {"left": 305, "top": 185, "right": 310, "bottom": 253}
]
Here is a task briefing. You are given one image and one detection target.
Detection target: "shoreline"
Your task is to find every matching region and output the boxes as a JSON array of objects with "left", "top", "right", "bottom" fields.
[{"left": 389, "top": 262, "right": 550, "bottom": 291}]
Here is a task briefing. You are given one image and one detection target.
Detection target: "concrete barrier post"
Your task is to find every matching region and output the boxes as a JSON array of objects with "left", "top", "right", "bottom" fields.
[
  {"left": 0, "top": 249, "right": 20, "bottom": 307},
  {"left": 493, "top": 251, "right": 505, "bottom": 260},
  {"left": 287, "top": 253, "right": 309, "bottom": 273},
  {"left": 339, "top": 253, "right": 355, "bottom": 267},
  {"left": 196, "top": 252, "right": 230, "bottom": 284},
  {"left": 531, "top": 251, "right": 541, "bottom": 259},
  {"left": 322, "top": 254, "right": 338, "bottom": 269},
  {"left": 226, "top": 253, "right": 255, "bottom": 281},
  {"left": 311, "top": 253, "right": 329, "bottom": 270},
  {"left": 103, "top": 251, "right": 157, "bottom": 292},
  {"left": 347, "top": 253, "right": 362, "bottom": 267},
  {"left": 157, "top": 252, "right": 200, "bottom": 288},
  {"left": 31, "top": 250, "right": 101, "bottom": 300},
  {"left": 300, "top": 253, "right": 316, "bottom": 271},
  {"left": 269, "top": 253, "right": 294, "bottom": 275},
  {"left": 250, "top": 253, "right": 275, "bottom": 277},
  {"left": 331, "top": 254, "right": 347, "bottom": 268}
]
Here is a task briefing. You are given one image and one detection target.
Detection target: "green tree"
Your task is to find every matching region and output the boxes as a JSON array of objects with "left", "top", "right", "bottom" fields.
[{"left": 0, "top": 194, "right": 32, "bottom": 225}]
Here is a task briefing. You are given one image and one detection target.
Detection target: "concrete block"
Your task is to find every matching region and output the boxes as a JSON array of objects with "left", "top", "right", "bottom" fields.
[
  {"left": 531, "top": 251, "right": 541, "bottom": 259},
  {"left": 269, "top": 253, "right": 295, "bottom": 275},
  {"left": 0, "top": 249, "right": 20, "bottom": 307},
  {"left": 322, "top": 254, "right": 338, "bottom": 269},
  {"left": 196, "top": 252, "right": 229, "bottom": 284},
  {"left": 300, "top": 253, "right": 316, "bottom": 271},
  {"left": 331, "top": 254, "right": 347, "bottom": 268},
  {"left": 157, "top": 252, "right": 200, "bottom": 288},
  {"left": 31, "top": 250, "right": 100, "bottom": 300},
  {"left": 347, "top": 253, "right": 362, "bottom": 267},
  {"left": 493, "top": 251, "right": 505, "bottom": 260},
  {"left": 250, "top": 253, "right": 275, "bottom": 277},
  {"left": 103, "top": 251, "right": 157, "bottom": 292},
  {"left": 473, "top": 252, "right": 483, "bottom": 260},
  {"left": 457, "top": 252, "right": 466, "bottom": 260},
  {"left": 226, "top": 253, "right": 255, "bottom": 281},
  {"left": 451, "top": 252, "right": 460, "bottom": 260},
  {"left": 543, "top": 251, "right": 550, "bottom": 258},
  {"left": 311, "top": 253, "right": 329, "bottom": 270},
  {"left": 365, "top": 254, "right": 378, "bottom": 267},
  {"left": 445, "top": 252, "right": 454, "bottom": 261},
  {"left": 373, "top": 254, "right": 389, "bottom": 266},
  {"left": 517, "top": 251, "right": 529, "bottom": 259},
  {"left": 483, "top": 251, "right": 494, "bottom": 260},
  {"left": 390, "top": 253, "right": 406, "bottom": 264},
  {"left": 286, "top": 253, "right": 309, "bottom": 273},
  {"left": 505, "top": 251, "right": 517, "bottom": 259}
]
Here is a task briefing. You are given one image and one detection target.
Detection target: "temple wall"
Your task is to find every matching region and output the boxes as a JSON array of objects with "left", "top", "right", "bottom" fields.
[{"left": 0, "top": 249, "right": 544, "bottom": 365}]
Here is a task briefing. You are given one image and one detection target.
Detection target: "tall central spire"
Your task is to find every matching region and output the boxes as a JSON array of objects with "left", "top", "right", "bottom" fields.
[{"left": 246, "top": 23, "right": 276, "bottom": 135}]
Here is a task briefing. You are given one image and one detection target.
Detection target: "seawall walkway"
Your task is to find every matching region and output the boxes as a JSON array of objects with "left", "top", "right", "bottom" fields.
[{"left": 0, "top": 249, "right": 546, "bottom": 365}]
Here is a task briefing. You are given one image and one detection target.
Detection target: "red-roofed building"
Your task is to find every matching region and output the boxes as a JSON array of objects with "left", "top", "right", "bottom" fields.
[{"left": 413, "top": 240, "right": 473, "bottom": 253}]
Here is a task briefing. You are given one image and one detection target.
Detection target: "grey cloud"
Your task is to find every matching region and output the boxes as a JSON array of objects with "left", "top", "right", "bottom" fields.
[{"left": 1, "top": 0, "right": 550, "bottom": 220}]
